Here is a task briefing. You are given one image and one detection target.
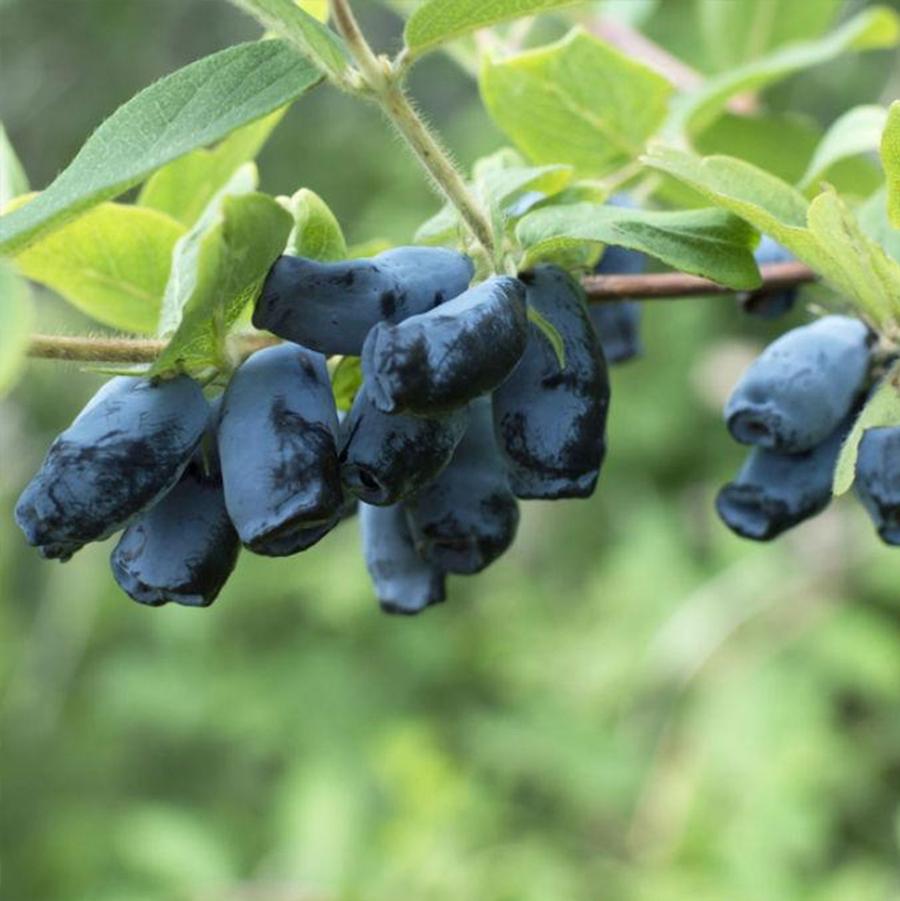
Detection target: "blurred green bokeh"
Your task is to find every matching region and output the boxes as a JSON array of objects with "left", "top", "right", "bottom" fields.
[{"left": 1, "top": 2, "right": 899, "bottom": 899}]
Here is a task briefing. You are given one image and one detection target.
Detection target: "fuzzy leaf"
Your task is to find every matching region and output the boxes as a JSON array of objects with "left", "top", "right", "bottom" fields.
[
  {"left": 227, "top": 0, "right": 348, "bottom": 76},
  {"left": 0, "top": 41, "right": 321, "bottom": 255},
  {"left": 644, "top": 145, "right": 900, "bottom": 325},
  {"left": 405, "top": 0, "right": 578, "bottom": 59},
  {"left": 517, "top": 202, "right": 760, "bottom": 289},
  {"left": 480, "top": 28, "right": 673, "bottom": 177},
  {"left": 152, "top": 192, "right": 292, "bottom": 376}
]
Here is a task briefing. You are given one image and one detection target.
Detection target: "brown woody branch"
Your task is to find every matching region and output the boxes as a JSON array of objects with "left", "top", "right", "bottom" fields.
[{"left": 26, "top": 263, "right": 818, "bottom": 364}]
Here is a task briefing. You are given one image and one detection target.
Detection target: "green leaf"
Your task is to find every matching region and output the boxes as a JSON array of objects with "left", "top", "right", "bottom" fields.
[
  {"left": 0, "top": 261, "right": 33, "bottom": 396},
  {"left": 284, "top": 188, "right": 347, "bottom": 260},
  {"left": 806, "top": 188, "right": 900, "bottom": 326},
  {"left": 14, "top": 203, "right": 184, "bottom": 334},
  {"left": 516, "top": 202, "right": 760, "bottom": 289},
  {"left": 137, "top": 109, "right": 286, "bottom": 228},
  {"left": 331, "top": 356, "right": 363, "bottom": 412},
  {"left": 227, "top": 0, "right": 348, "bottom": 77},
  {"left": 414, "top": 203, "right": 464, "bottom": 247},
  {"left": 833, "top": 364, "right": 900, "bottom": 495},
  {"left": 695, "top": 0, "right": 842, "bottom": 72},
  {"left": 643, "top": 145, "right": 900, "bottom": 326},
  {"left": 883, "top": 101, "right": 900, "bottom": 228},
  {"left": 799, "top": 105, "right": 888, "bottom": 190},
  {"left": 669, "top": 6, "right": 900, "bottom": 136},
  {"left": 405, "top": 0, "right": 578, "bottom": 59},
  {"left": 527, "top": 306, "right": 566, "bottom": 369},
  {"left": 152, "top": 192, "right": 292, "bottom": 377},
  {"left": 0, "top": 40, "right": 322, "bottom": 256},
  {"left": 298, "top": 0, "right": 328, "bottom": 22},
  {"left": 0, "top": 122, "right": 29, "bottom": 208},
  {"left": 157, "top": 165, "right": 259, "bottom": 338},
  {"left": 480, "top": 28, "right": 673, "bottom": 177}
]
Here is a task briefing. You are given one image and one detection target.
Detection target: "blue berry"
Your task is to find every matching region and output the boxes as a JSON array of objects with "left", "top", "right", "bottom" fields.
[
  {"left": 493, "top": 264, "right": 610, "bottom": 499},
  {"left": 360, "top": 502, "right": 445, "bottom": 615},
  {"left": 362, "top": 276, "right": 528, "bottom": 416},
  {"left": 854, "top": 426, "right": 900, "bottom": 545},
  {"left": 339, "top": 383, "right": 468, "bottom": 505},
  {"left": 724, "top": 315, "right": 871, "bottom": 453},
  {"left": 716, "top": 415, "right": 850, "bottom": 540},
  {"left": 406, "top": 397, "right": 519, "bottom": 574},
  {"left": 218, "top": 343, "right": 342, "bottom": 556},
  {"left": 254, "top": 247, "right": 474, "bottom": 355},
  {"left": 16, "top": 375, "right": 209, "bottom": 560},
  {"left": 741, "top": 236, "right": 798, "bottom": 319}
]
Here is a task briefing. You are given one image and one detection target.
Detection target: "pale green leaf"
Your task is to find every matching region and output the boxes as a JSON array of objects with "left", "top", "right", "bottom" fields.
[
  {"left": 285, "top": 188, "right": 347, "bottom": 260},
  {"left": 152, "top": 193, "right": 292, "bottom": 376},
  {"left": 883, "top": 101, "right": 900, "bottom": 228},
  {"left": 405, "top": 0, "right": 578, "bottom": 59},
  {"left": 137, "top": 109, "right": 286, "bottom": 227},
  {"left": 643, "top": 145, "right": 900, "bottom": 326},
  {"left": 227, "top": 0, "right": 348, "bottom": 77},
  {"left": 696, "top": 0, "right": 841, "bottom": 72},
  {"left": 0, "top": 41, "right": 322, "bottom": 255},
  {"left": 799, "top": 105, "right": 888, "bottom": 189},
  {"left": 0, "top": 122, "right": 29, "bottom": 208},
  {"left": 670, "top": 6, "right": 900, "bottom": 136},
  {"left": 833, "top": 364, "right": 900, "bottom": 495},
  {"left": 347, "top": 238, "right": 393, "bottom": 259},
  {"left": 15, "top": 203, "right": 184, "bottom": 334},
  {"left": 298, "top": 0, "right": 328, "bottom": 22},
  {"left": 331, "top": 356, "right": 363, "bottom": 412},
  {"left": 806, "top": 189, "right": 900, "bottom": 326},
  {"left": 517, "top": 202, "right": 760, "bottom": 289},
  {"left": 0, "top": 261, "right": 33, "bottom": 396},
  {"left": 158, "top": 164, "right": 259, "bottom": 338},
  {"left": 480, "top": 28, "right": 673, "bottom": 177}
]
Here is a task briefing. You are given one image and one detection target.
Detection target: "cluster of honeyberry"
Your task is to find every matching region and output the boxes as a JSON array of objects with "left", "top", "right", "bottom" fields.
[
  {"left": 16, "top": 245, "right": 616, "bottom": 613},
  {"left": 714, "top": 310, "right": 900, "bottom": 543}
]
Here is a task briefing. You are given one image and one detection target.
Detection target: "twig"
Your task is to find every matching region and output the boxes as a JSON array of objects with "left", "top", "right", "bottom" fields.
[{"left": 25, "top": 263, "right": 817, "bottom": 364}]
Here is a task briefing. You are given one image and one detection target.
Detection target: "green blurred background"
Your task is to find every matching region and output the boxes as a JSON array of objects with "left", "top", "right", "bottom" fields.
[{"left": 2, "top": 1, "right": 900, "bottom": 899}]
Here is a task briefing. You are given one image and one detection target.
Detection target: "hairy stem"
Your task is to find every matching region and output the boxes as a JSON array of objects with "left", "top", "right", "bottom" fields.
[
  {"left": 26, "top": 263, "right": 817, "bottom": 364},
  {"left": 330, "top": 0, "right": 497, "bottom": 264}
]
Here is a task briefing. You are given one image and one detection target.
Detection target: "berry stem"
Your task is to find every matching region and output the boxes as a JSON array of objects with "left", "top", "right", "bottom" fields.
[
  {"left": 25, "top": 262, "right": 817, "bottom": 364},
  {"left": 329, "top": 0, "right": 498, "bottom": 266}
]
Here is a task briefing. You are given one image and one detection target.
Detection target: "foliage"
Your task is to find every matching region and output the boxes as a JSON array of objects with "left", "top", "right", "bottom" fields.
[{"left": 1, "top": 0, "right": 900, "bottom": 897}]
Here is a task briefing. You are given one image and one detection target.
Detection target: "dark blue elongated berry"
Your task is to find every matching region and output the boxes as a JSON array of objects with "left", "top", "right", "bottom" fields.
[
  {"left": 589, "top": 194, "right": 646, "bottom": 364},
  {"left": 724, "top": 315, "right": 871, "bottom": 453},
  {"left": 406, "top": 398, "right": 519, "bottom": 574},
  {"left": 716, "top": 415, "right": 850, "bottom": 541},
  {"left": 362, "top": 276, "right": 528, "bottom": 416},
  {"left": 360, "top": 503, "right": 445, "bottom": 615},
  {"left": 740, "top": 236, "right": 798, "bottom": 319},
  {"left": 338, "top": 383, "right": 468, "bottom": 505},
  {"left": 218, "top": 343, "right": 342, "bottom": 556},
  {"left": 854, "top": 426, "right": 900, "bottom": 545},
  {"left": 110, "top": 444, "right": 240, "bottom": 608},
  {"left": 15, "top": 376, "right": 209, "bottom": 561},
  {"left": 253, "top": 247, "right": 474, "bottom": 355},
  {"left": 492, "top": 265, "right": 610, "bottom": 499}
]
